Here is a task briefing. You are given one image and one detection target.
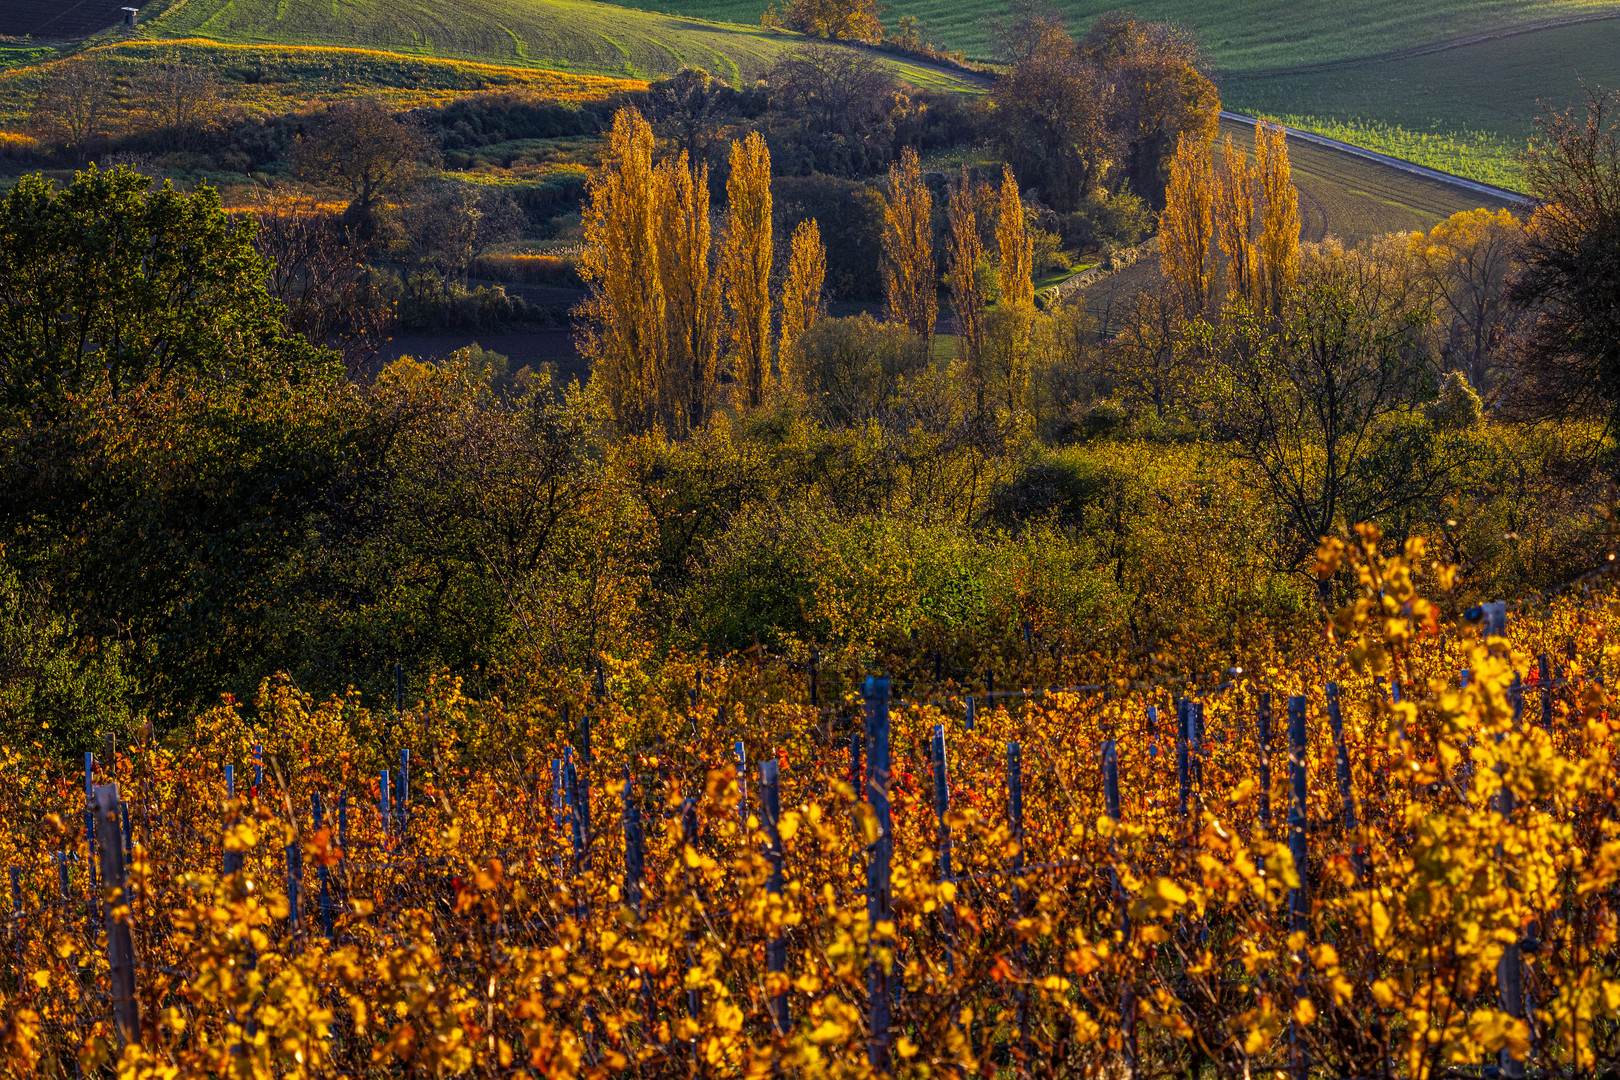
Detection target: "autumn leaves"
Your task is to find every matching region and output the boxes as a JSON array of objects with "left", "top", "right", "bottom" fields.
[
  {"left": 1162, "top": 121, "right": 1302, "bottom": 320},
  {"left": 579, "top": 110, "right": 824, "bottom": 436},
  {"left": 578, "top": 106, "right": 1049, "bottom": 435}
]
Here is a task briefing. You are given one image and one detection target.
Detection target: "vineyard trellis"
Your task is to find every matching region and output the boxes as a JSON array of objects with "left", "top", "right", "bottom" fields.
[{"left": 1, "top": 546, "right": 1619, "bottom": 1078}]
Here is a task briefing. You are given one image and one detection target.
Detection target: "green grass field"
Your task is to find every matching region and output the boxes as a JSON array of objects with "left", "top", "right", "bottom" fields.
[
  {"left": 139, "top": 0, "right": 978, "bottom": 87},
  {"left": 594, "top": 0, "right": 1620, "bottom": 71},
  {"left": 1222, "top": 17, "right": 1620, "bottom": 191}
]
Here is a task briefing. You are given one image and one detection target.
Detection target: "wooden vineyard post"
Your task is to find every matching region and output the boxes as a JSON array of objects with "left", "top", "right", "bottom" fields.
[
  {"left": 1325, "top": 684, "right": 1363, "bottom": 881},
  {"left": 931, "top": 724, "right": 955, "bottom": 976},
  {"left": 9, "top": 866, "right": 20, "bottom": 995},
  {"left": 1257, "top": 692, "right": 1273, "bottom": 829},
  {"left": 95, "top": 783, "right": 140, "bottom": 1049},
  {"left": 1287, "top": 696, "right": 1309, "bottom": 1080},
  {"left": 760, "top": 759, "right": 789, "bottom": 1034},
  {"left": 809, "top": 646, "right": 819, "bottom": 708},
  {"left": 1495, "top": 721, "right": 1526, "bottom": 1078},
  {"left": 396, "top": 749, "right": 410, "bottom": 840},
  {"left": 863, "top": 676, "right": 893, "bottom": 1072},
  {"left": 735, "top": 741, "right": 748, "bottom": 821},
  {"left": 622, "top": 776, "right": 653, "bottom": 1040},
  {"left": 84, "top": 752, "right": 98, "bottom": 945},
  {"left": 224, "top": 765, "right": 242, "bottom": 878},
  {"left": 1176, "top": 700, "right": 1190, "bottom": 820},
  {"left": 1539, "top": 655, "right": 1552, "bottom": 728},
  {"left": 1103, "top": 739, "right": 1135, "bottom": 1078},
  {"left": 681, "top": 797, "right": 701, "bottom": 1059},
  {"left": 313, "top": 794, "right": 334, "bottom": 941},
  {"left": 579, "top": 703, "right": 593, "bottom": 871},
  {"left": 565, "top": 753, "right": 586, "bottom": 920},
  {"left": 380, "top": 768, "right": 390, "bottom": 841},
  {"left": 1191, "top": 701, "right": 1205, "bottom": 811},
  {"left": 286, "top": 839, "right": 303, "bottom": 938},
  {"left": 1008, "top": 740, "right": 1029, "bottom": 1073}
]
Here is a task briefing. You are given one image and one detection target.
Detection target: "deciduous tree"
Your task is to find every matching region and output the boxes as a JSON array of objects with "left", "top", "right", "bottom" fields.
[
  {"left": 946, "top": 167, "right": 990, "bottom": 404},
  {"left": 657, "top": 151, "right": 722, "bottom": 435},
  {"left": 29, "top": 60, "right": 114, "bottom": 164},
  {"left": 1160, "top": 131, "right": 1214, "bottom": 317},
  {"left": 292, "top": 98, "right": 438, "bottom": 236},
  {"left": 882, "top": 146, "right": 936, "bottom": 343},
  {"left": 774, "top": 0, "right": 883, "bottom": 43},
  {"left": 778, "top": 218, "right": 826, "bottom": 384},
  {"left": 721, "top": 132, "right": 774, "bottom": 409},
  {"left": 996, "top": 165, "right": 1035, "bottom": 311},
  {"left": 1414, "top": 208, "right": 1523, "bottom": 397},
  {"left": 1505, "top": 87, "right": 1620, "bottom": 426},
  {"left": 1213, "top": 134, "right": 1260, "bottom": 310},
  {"left": 1255, "top": 122, "right": 1301, "bottom": 318},
  {"left": 577, "top": 108, "right": 666, "bottom": 434}
]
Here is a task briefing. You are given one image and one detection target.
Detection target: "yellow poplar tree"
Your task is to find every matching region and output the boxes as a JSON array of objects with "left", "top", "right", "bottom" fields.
[
  {"left": 1255, "top": 122, "right": 1301, "bottom": 317},
  {"left": 1213, "top": 134, "right": 1260, "bottom": 309},
  {"left": 995, "top": 164, "right": 1034, "bottom": 311},
  {"left": 1160, "top": 131, "right": 1214, "bottom": 316},
  {"left": 656, "top": 150, "right": 721, "bottom": 436},
  {"left": 721, "top": 131, "right": 774, "bottom": 410},
  {"left": 882, "top": 146, "right": 937, "bottom": 342},
  {"left": 778, "top": 218, "right": 826, "bottom": 387},
  {"left": 578, "top": 107, "right": 665, "bottom": 435},
  {"left": 946, "top": 166, "right": 989, "bottom": 385}
]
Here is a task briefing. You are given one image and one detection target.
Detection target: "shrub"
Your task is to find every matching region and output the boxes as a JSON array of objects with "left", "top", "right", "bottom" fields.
[{"left": 470, "top": 253, "right": 582, "bottom": 287}]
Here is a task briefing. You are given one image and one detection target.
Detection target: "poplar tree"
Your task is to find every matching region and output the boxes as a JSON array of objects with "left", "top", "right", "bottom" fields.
[
  {"left": 1213, "top": 134, "right": 1260, "bottom": 310},
  {"left": 657, "top": 150, "right": 721, "bottom": 435},
  {"left": 882, "top": 146, "right": 937, "bottom": 342},
  {"left": 1160, "top": 131, "right": 1214, "bottom": 316},
  {"left": 778, "top": 218, "right": 826, "bottom": 387},
  {"left": 721, "top": 132, "right": 774, "bottom": 410},
  {"left": 995, "top": 165, "right": 1034, "bottom": 311},
  {"left": 946, "top": 166, "right": 989, "bottom": 396},
  {"left": 1255, "top": 122, "right": 1301, "bottom": 318},
  {"left": 578, "top": 108, "right": 666, "bottom": 435}
]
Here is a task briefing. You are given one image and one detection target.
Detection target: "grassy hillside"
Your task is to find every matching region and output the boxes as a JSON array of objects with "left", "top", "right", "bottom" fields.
[
  {"left": 140, "top": 0, "right": 977, "bottom": 88},
  {"left": 0, "top": 38, "right": 643, "bottom": 129},
  {"left": 596, "top": 0, "right": 1620, "bottom": 71},
  {"left": 1223, "top": 17, "right": 1620, "bottom": 190}
]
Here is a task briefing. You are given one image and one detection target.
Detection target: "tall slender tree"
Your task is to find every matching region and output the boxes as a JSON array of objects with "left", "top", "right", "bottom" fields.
[
  {"left": 1213, "top": 134, "right": 1260, "bottom": 310},
  {"left": 778, "top": 218, "right": 827, "bottom": 387},
  {"left": 946, "top": 166, "right": 990, "bottom": 400},
  {"left": 1255, "top": 122, "right": 1301, "bottom": 318},
  {"left": 996, "top": 164, "right": 1035, "bottom": 311},
  {"left": 1160, "top": 131, "right": 1214, "bottom": 317},
  {"left": 721, "top": 132, "right": 774, "bottom": 409},
  {"left": 578, "top": 108, "right": 666, "bottom": 435},
  {"left": 882, "top": 146, "right": 937, "bottom": 342},
  {"left": 657, "top": 150, "right": 721, "bottom": 435}
]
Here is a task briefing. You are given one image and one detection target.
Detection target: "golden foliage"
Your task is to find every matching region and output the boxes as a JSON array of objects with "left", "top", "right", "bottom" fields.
[
  {"left": 1160, "top": 130, "right": 1214, "bottom": 317},
  {"left": 778, "top": 218, "right": 827, "bottom": 388},
  {"left": 577, "top": 107, "right": 666, "bottom": 435},
  {"left": 945, "top": 167, "right": 990, "bottom": 405},
  {"left": 881, "top": 146, "right": 937, "bottom": 343},
  {"left": 721, "top": 132, "right": 774, "bottom": 410},
  {"left": 1255, "top": 121, "right": 1301, "bottom": 316},
  {"left": 995, "top": 164, "right": 1035, "bottom": 313},
  {"left": 656, "top": 151, "right": 722, "bottom": 436},
  {"left": 1213, "top": 133, "right": 1261, "bottom": 310}
]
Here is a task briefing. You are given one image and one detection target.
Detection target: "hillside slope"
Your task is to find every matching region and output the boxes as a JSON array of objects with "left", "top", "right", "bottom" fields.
[
  {"left": 595, "top": 0, "right": 1620, "bottom": 71},
  {"left": 141, "top": 0, "right": 974, "bottom": 87}
]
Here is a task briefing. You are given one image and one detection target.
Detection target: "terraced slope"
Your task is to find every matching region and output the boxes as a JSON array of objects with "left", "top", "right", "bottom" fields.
[{"left": 142, "top": 0, "right": 976, "bottom": 87}]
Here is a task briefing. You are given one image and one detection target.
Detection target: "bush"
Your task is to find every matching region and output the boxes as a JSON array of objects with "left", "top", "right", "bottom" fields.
[
  {"left": 789, "top": 314, "right": 931, "bottom": 426},
  {"left": 470, "top": 253, "right": 582, "bottom": 287},
  {"left": 1060, "top": 190, "right": 1152, "bottom": 253},
  {"left": 398, "top": 278, "right": 553, "bottom": 331},
  {"left": 1426, "top": 370, "right": 1485, "bottom": 430}
]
